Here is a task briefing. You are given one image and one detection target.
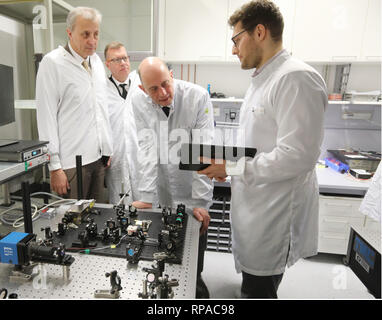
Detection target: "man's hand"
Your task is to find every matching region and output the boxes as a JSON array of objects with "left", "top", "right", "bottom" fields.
[
  {"left": 106, "top": 156, "right": 111, "bottom": 169},
  {"left": 50, "top": 169, "right": 70, "bottom": 195},
  {"left": 197, "top": 157, "right": 227, "bottom": 182},
  {"left": 132, "top": 201, "right": 152, "bottom": 209},
  {"left": 193, "top": 207, "right": 210, "bottom": 235}
]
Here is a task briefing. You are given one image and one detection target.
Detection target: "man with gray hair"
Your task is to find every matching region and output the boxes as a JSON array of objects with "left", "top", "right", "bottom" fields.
[{"left": 36, "top": 7, "right": 113, "bottom": 202}]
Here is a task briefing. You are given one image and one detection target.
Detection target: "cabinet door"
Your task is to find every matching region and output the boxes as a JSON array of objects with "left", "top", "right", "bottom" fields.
[
  {"left": 226, "top": 0, "right": 248, "bottom": 62},
  {"left": 292, "top": 0, "right": 368, "bottom": 62},
  {"left": 162, "top": 0, "right": 228, "bottom": 62},
  {"left": 318, "top": 195, "right": 363, "bottom": 255},
  {"left": 361, "top": 0, "right": 381, "bottom": 61},
  {"left": 226, "top": 0, "right": 295, "bottom": 62},
  {"left": 273, "top": 0, "right": 295, "bottom": 54}
]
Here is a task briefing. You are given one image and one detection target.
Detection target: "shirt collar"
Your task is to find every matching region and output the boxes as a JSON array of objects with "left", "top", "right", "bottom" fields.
[
  {"left": 252, "top": 49, "right": 286, "bottom": 78},
  {"left": 112, "top": 76, "right": 129, "bottom": 88},
  {"left": 68, "top": 42, "right": 90, "bottom": 65}
]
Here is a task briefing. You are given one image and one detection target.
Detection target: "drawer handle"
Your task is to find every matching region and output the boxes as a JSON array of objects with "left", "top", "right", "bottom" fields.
[
  {"left": 322, "top": 235, "right": 347, "bottom": 240},
  {"left": 323, "top": 218, "right": 349, "bottom": 224},
  {"left": 325, "top": 203, "right": 352, "bottom": 208}
]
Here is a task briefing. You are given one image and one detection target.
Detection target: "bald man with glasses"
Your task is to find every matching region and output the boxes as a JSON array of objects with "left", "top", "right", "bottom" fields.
[{"left": 131, "top": 57, "right": 214, "bottom": 298}]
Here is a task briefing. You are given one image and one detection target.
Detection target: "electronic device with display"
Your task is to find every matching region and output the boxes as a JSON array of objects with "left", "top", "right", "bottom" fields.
[
  {"left": 179, "top": 143, "right": 257, "bottom": 171},
  {"left": 345, "top": 227, "right": 381, "bottom": 298},
  {"left": 0, "top": 64, "right": 17, "bottom": 148},
  {"left": 0, "top": 140, "right": 48, "bottom": 162}
]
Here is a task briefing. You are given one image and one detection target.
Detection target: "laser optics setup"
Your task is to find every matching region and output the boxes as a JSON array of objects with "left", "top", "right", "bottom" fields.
[{"left": 0, "top": 156, "right": 198, "bottom": 299}]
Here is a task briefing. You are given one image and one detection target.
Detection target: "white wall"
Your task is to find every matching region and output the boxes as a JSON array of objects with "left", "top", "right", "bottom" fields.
[{"left": 59, "top": 0, "right": 152, "bottom": 60}]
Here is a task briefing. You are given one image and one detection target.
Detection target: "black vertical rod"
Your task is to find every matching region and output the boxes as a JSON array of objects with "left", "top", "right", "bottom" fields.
[
  {"left": 76, "top": 155, "right": 83, "bottom": 200},
  {"left": 22, "top": 181, "right": 33, "bottom": 234},
  {"left": 42, "top": 164, "right": 49, "bottom": 204}
]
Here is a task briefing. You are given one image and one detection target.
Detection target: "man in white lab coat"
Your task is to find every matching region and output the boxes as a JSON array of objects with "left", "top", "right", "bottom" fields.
[
  {"left": 199, "top": 0, "right": 328, "bottom": 298},
  {"left": 36, "top": 7, "right": 112, "bottom": 202},
  {"left": 104, "top": 42, "right": 141, "bottom": 204},
  {"left": 359, "top": 162, "right": 381, "bottom": 223},
  {"left": 131, "top": 57, "right": 214, "bottom": 298}
]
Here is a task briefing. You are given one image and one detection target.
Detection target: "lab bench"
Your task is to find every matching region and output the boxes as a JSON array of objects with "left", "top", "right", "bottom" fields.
[
  {"left": 207, "top": 166, "right": 379, "bottom": 256},
  {"left": 0, "top": 204, "right": 200, "bottom": 299}
]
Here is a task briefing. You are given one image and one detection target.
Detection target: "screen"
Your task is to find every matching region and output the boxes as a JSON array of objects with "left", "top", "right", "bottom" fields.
[
  {"left": 0, "top": 64, "right": 15, "bottom": 127},
  {"left": 353, "top": 235, "right": 376, "bottom": 269}
]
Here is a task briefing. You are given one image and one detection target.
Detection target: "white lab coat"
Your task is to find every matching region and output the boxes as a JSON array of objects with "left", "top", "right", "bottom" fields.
[
  {"left": 228, "top": 50, "right": 328, "bottom": 276},
  {"left": 359, "top": 163, "right": 381, "bottom": 222},
  {"left": 105, "top": 70, "right": 141, "bottom": 204},
  {"left": 131, "top": 79, "right": 214, "bottom": 210},
  {"left": 36, "top": 45, "right": 113, "bottom": 170}
]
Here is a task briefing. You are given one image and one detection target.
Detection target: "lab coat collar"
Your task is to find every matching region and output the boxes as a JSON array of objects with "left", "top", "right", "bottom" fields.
[
  {"left": 252, "top": 49, "right": 288, "bottom": 78},
  {"left": 68, "top": 42, "right": 90, "bottom": 65},
  {"left": 60, "top": 44, "right": 92, "bottom": 68}
]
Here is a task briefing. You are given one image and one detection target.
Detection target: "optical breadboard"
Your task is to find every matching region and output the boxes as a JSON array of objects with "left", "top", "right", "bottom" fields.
[{"left": 51, "top": 207, "right": 188, "bottom": 264}]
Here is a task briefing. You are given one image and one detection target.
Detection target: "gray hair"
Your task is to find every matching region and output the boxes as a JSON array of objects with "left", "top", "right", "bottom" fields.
[{"left": 66, "top": 6, "right": 102, "bottom": 31}]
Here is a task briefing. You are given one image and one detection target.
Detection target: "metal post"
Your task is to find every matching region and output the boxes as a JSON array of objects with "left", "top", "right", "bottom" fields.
[
  {"left": 42, "top": 164, "right": 49, "bottom": 204},
  {"left": 1, "top": 182, "right": 14, "bottom": 207},
  {"left": 63, "top": 265, "right": 70, "bottom": 282},
  {"left": 22, "top": 181, "right": 33, "bottom": 234},
  {"left": 76, "top": 155, "right": 83, "bottom": 200}
]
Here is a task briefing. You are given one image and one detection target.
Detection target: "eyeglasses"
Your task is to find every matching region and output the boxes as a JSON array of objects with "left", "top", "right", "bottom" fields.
[
  {"left": 109, "top": 56, "right": 129, "bottom": 64},
  {"left": 231, "top": 29, "right": 246, "bottom": 48}
]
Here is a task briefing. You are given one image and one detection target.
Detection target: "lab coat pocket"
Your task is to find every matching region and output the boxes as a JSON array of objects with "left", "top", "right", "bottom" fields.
[
  {"left": 248, "top": 106, "right": 266, "bottom": 125},
  {"left": 251, "top": 106, "right": 265, "bottom": 116}
]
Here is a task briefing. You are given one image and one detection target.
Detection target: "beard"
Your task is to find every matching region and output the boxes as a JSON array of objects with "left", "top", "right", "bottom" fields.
[{"left": 241, "top": 46, "right": 263, "bottom": 70}]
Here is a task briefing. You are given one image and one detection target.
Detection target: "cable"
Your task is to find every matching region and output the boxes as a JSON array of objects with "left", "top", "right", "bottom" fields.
[
  {"left": 11, "top": 192, "right": 66, "bottom": 202},
  {"left": 0, "top": 204, "right": 39, "bottom": 227},
  {"left": 30, "top": 192, "right": 66, "bottom": 201},
  {"left": 0, "top": 207, "right": 23, "bottom": 225},
  {"left": 12, "top": 204, "right": 39, "bottom": 228},
  {"left": 0, "top": 205, "right": 22, "bottom": 217},
  {"left": 75, "top": 234, "right": 130, "bottom": 254},
  {"left": 114, "top": 234, "right": 128, "bottom": 247},
  {"left": 0, "top": 199, "right": 76, "bottom": 228}
]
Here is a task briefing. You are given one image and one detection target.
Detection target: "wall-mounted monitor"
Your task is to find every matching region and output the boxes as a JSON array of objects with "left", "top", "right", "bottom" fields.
[{"left": 0, "top": 64, "right": 15, "bottom": 127}]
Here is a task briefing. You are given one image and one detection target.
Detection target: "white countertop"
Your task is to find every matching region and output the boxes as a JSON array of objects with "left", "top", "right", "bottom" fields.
[{"left": 316, "top": 165, "right": 370, "bottom": 195}]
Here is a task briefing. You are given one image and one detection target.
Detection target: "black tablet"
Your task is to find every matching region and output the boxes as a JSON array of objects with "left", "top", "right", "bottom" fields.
[{"left": 179, "top": 143, "right": 257, "bottom": 171}]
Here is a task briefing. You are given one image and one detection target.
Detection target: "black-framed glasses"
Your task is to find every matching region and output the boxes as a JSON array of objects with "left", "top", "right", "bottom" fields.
[
  {"left": 109, "top": 56, "right": 129, "bottom": 64},
  {"left": 231, "top": 29, "right": 246, "bottom": 47}
]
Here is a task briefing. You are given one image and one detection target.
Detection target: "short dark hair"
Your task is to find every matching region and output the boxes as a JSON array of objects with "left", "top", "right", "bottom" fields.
[
  {"left": 104, "top": 41, "right": 125, "bottom": 60},
  {"left": 228, "top": 0, "right": 284, "bottom": 42}
]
